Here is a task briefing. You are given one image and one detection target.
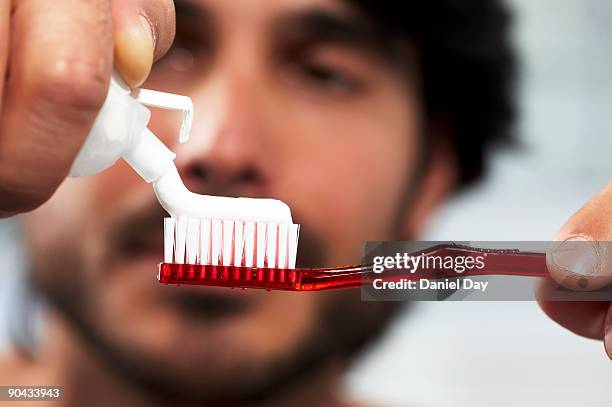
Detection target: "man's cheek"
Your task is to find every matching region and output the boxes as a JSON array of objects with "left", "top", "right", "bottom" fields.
[{"left": 24, "top": 180, "right": 90, "bottom": 252}]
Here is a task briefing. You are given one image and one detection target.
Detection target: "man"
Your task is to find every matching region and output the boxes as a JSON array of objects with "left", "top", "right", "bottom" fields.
[{"left": 0, "top": 0, "right": 610, "bottom": 406}]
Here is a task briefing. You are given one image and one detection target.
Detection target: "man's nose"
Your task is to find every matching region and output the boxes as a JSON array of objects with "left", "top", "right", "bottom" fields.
[{"left": 172, "top": 73, "right": 270, "bottom": 196}]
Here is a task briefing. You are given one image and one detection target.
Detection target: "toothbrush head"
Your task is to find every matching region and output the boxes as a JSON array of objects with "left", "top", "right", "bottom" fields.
[{"left": 163, "top": 217, "right": 300, "bottom": 269}]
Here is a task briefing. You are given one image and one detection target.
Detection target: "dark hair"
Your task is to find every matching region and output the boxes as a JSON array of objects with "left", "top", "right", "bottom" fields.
[{"left": 347, "top": 0, "right": 517, "bottom": 188}]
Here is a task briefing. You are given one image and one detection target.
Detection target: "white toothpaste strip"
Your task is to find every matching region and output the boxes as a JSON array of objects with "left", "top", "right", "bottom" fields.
[
  {"left": 153, "top": 164, "right": 293, "bottom": 224},
  {"left": 134, "top": 86, "right": 295, "bottom": 229}
]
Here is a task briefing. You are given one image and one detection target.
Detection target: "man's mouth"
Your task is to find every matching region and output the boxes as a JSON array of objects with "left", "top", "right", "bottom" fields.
[
  {"left": 106, "top": 206, "right": 259, "bottom": 321},
  {"left": 103, "top": 198, "right": 326, "bottom": 322},
  {"left": 162, "top": 286, "right": 252, "bottom": 321}
]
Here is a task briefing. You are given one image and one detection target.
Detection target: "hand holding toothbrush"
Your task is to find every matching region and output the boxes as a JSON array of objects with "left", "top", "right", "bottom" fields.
[
  {"left": 538, "top": 181, "right": 612, "bottom": 359},
  {"left": 0, "top": 0, "right": 176, "bottom": 218}
]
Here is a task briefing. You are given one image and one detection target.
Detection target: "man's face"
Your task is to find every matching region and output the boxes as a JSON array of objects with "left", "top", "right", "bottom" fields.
[{"left": 25, "top": 0, "right": 422, "bottom": 400}]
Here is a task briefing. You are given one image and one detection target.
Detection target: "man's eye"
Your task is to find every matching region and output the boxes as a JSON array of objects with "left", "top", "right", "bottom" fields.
[{"left": 296, "top": 62, "right": 362, "bottom": 93}]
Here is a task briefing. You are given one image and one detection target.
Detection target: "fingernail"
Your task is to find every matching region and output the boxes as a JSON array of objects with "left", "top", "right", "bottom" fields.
[
  {"left": 551, "top": 236, "right": 600, "bottom": 277},
  {"left": 114, "top": 15, "right": 154, "bottom": 88},
  {"left": 605, "top": 327, "right": 612, "bottom": 360}
]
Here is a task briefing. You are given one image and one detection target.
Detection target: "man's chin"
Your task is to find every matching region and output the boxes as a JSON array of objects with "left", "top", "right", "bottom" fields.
[
  {"left": 85, "top": 255, "right": 273, "bottom": 398},
  {"left": 80, "top": 269, "right": 319, "bottom": 403}
]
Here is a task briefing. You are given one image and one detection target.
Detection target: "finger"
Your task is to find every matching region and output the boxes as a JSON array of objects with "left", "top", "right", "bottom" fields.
[
  {"left": 536, "top": 181, "right": 612, "bottom": 357},
  {"left": 111, "top": 0, "right": 175, "bottom": 88},
  {"left": 0, "top": 1, "right": 9, "bottom": 110},
  {"left": 546, "top": 181, "right": 612, "bottom": 291},
  {"left": 536, "top": 279, "right": 608, "bottom": 340},
  {"left": 0, "top": 0, "right": 113, "bottom": 216},
  {"left": 604, "top": 305, "right": 612, "bottom": 359}
]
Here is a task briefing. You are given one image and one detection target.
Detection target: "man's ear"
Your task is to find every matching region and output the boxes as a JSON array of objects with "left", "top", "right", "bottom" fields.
[{"left": 399, "top": 127, "right": 458, "bottom": 238}]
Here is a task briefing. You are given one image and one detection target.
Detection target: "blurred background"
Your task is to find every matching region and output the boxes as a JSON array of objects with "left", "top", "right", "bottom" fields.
[{"left": 0, "top": 0, "right": 611, "bottom": 405}]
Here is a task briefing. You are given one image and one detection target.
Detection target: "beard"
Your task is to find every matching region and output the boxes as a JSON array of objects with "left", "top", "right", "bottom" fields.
[{"left": 27, "top": 200, "right": 404, "bottom": 406}]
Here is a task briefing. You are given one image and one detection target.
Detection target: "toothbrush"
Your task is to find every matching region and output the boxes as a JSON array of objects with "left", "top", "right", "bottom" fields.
[
  {"left": 69, "top": 73, "right": 545, "bottom": 289},
  {"left": 158, "top": 231, "right": 547, "bottom": 291},
  {"left": 69, "top": 72, "right": 300, "bottom": 267}
]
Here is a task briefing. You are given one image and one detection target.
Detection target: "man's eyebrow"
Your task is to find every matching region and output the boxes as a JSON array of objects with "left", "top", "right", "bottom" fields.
[{"left": 273, "top": 9, "right": 389, "bottom": 55}]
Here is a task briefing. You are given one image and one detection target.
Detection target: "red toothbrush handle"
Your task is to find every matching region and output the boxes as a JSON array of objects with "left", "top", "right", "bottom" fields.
[
  {"left": 299, "top": 248, "right": 548, "bottom": 290},
  {"left": 158, "top": 245, "right": 548, "bottom": 291}
]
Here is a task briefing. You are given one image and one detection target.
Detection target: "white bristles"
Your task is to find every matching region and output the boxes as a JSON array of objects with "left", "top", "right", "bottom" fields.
[
  {"left": 234, "top": 221, "right": 245, "bottom": 266},
  {"left": 164, "top": 217, "right": 299, "bottom": 269},
  {"left": 244, "top": 222, "right": 255, "bottom": 267},
  {"left": 211, "top": 220, "right": 222, "bottom": 266},
  {"left": 186, "top": 218, "right": 200, "bottom": 264},
  {"left": 175, "top": 217, "right": 188, "bottom": 264},
  {"left": 200, "top": 219, "right": 211, "bottom": 265},
  {"left": 277, "top": 223, "right": 288, "bottom": 268},
  {"left": 265, "top": 223, "right": 278, "bottom": 268},
  {"left": 288, "top": 224, "right": 300, "bottom": 269},
  {"left": 256, "top": 223, "right": 267, "bottom": 268},
  {"left": 164, "top": 218, "right": 176, "bottom": 263},
  {"left": 222, "top": 220, "right": 234, "bottom": 266}
]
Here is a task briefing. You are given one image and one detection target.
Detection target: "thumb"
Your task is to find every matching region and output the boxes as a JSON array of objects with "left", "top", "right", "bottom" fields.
[
  {"left": 111, "top": 0, "right": 176, "bottom": 88},
  {"left": 546, "top": 181, "right": 612, "bottom": 291}
]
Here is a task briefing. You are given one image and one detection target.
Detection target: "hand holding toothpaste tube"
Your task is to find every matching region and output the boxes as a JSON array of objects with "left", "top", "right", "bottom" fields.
[{"left": 0, "top": 0, "right": 175, "bottom": 217}]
